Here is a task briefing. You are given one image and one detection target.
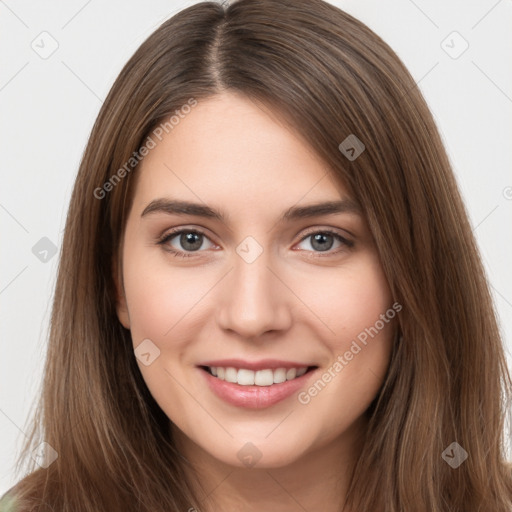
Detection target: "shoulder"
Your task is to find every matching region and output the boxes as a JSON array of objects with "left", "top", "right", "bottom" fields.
[
  {"left": 0, "top": 482, "right": 40, "bottom": 512},
  {"left": 0, "top": 491, "right": 20, "bottom": 512}
]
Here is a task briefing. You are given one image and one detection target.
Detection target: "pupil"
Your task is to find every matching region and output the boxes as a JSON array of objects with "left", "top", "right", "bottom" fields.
[
  {"left": 311, "top": 233, "right": 333, "bottom": 252},
  {"left": 181, "top": 232, "right": 202, "bottom": 251}
]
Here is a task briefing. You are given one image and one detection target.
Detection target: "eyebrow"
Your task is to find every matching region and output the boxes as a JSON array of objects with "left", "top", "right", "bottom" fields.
[{"left": 140, "top": 198, "right": 362, "bottom": 223}]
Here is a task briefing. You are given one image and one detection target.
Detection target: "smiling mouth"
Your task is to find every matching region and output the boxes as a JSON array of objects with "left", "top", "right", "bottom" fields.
[{"left": 199, "top": 365, "right": 318, "bottom": 386}]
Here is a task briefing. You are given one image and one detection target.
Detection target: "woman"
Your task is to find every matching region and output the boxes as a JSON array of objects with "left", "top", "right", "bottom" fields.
[{"left": 2, "top": 0, "right": 511, "bottom": 510}]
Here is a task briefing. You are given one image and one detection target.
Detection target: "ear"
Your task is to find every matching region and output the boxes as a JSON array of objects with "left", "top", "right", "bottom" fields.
[{"left": 112, "top": 255, "right": 130, "bottom": 330}]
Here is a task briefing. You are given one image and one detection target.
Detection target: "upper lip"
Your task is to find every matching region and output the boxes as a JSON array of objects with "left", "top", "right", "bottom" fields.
[{"left": 198, "top": 359, "right": 317, "bottom": 371}]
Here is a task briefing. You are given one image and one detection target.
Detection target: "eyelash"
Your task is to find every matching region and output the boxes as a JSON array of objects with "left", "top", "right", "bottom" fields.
[{"left": 156, "top": 228, "right": 354, "bottom": 259}]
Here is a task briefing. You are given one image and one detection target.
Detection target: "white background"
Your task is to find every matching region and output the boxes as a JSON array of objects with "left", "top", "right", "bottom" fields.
[{"left": 1, "top": 0, "right": 511, "bottom": 495}]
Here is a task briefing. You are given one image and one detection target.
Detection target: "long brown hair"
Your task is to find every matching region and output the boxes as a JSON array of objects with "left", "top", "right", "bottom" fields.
[{"left": 2, "top": 0, "right": 511, "bottom": 510}]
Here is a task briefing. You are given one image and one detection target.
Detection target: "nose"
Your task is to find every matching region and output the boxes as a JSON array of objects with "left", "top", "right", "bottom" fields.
[{"left": 216, "top": 247, "right": 293, "bottom": 339}]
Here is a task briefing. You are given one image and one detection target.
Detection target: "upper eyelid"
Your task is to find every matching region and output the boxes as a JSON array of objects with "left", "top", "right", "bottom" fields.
[
  {"left": 299, "top": 225, "right": 354, "bottom": 239},
  {"left": 159, "top": 227, "right": 216, "bottom": 245}
]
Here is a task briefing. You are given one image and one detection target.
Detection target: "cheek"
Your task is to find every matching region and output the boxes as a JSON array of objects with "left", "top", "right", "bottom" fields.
[
  {"left": 296, "top": 252, "right": 395, "bottom": 399},
  {"left": 124, "top": 241, "right": 394, "bottom": 351},
  {"left": 121, "top": 246, "right": 208, "bottom": 344},
  {"left": 301, "top": 252, "right": 393, "bottom": 342},
  {"left": 121, "top": 249, "right": 204, "bottom": 416},
  {"left": 300, "top": 254, "right": 395, "bottom": 414}
]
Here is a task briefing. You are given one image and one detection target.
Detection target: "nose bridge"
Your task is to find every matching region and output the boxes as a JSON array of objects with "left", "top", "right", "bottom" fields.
[{"left": 216, "top": 236, "right": 291, "bottom": 337}]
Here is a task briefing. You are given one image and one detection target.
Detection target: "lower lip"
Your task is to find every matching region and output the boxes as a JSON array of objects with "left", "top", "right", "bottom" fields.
[{"left": 199, "top": 367, "right": 316, "bottom": 409}]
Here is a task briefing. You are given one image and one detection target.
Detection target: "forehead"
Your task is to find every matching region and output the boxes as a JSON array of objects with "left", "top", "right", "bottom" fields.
[{"left": 132, "top": 92, "right": 352, "bottom": 215}]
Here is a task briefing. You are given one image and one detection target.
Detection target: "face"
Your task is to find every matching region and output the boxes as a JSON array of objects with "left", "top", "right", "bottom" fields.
[{"left": 114, "top": 91, "right": 396, "bottom": 470}]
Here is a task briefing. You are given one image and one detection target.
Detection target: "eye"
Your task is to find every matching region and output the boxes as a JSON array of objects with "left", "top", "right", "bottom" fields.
[
  {"left": 156, "top": 229, "right": 215, "bottom": 257},
  {"left": 295, "top": 229, "right": 354, "bottom": 256},
  {"left": 156, "top": 227, "right": 354, "bottom": 259}
]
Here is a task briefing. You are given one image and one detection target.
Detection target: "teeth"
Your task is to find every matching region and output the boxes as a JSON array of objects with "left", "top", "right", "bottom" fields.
[
  {"left": 208, "top": 366, "right": 309, "bottom": 386},
  {"left": 238, "top": 368, "right": 255, "bottom": 385},
  {"left": 286, "top": 368, "right": 296, "bottom": 380},
  {"left": 225, "top": 367, "right": 237, "bottom": 383},
  {"left": 296, "top": 367, "right": 307, "bottom": 377}
]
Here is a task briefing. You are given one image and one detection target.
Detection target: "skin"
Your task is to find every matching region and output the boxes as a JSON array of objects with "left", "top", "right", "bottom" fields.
[{"left": 114, "top": 91, "right": 396, "bottom": 511}]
